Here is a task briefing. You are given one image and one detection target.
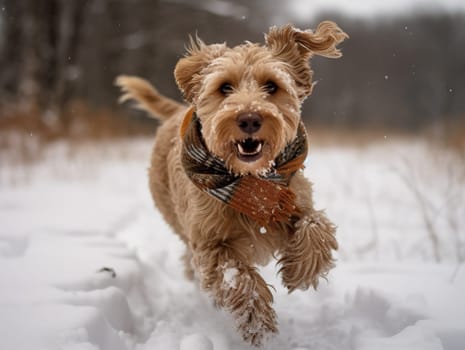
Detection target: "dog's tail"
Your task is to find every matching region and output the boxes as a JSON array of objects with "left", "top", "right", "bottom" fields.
[{"left": 115, "top": 75, "right": 185, "bottom": 121}]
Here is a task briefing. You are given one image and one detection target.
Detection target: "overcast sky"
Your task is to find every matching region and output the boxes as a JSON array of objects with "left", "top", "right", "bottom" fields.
[{"left": 288, "top": 0, "right": 465, "bottom": 19}]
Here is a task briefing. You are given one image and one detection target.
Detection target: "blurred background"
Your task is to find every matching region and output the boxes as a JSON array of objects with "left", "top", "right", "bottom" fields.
[{"left": 1, "top": 0, "right": 464, "bottom": 145}]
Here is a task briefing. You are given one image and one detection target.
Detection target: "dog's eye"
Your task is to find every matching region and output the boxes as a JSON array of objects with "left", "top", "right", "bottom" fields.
[
  {"left": 263, "top": 81, "right": 278, "bottom": 95},
  {"left": 219, "top": 83, "right": 234, "bottom": 95}
]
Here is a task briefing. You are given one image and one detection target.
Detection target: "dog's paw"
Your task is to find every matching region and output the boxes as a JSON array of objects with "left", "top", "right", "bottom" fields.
[
  {"left": 279, "top": 211, "right": 337, "bottom": 293},
  {"left": 217, "top": 264, "right": 278, "bottom": 347},
  {"left": 236, "top": 297, "right": 278, "bottom": 347}
]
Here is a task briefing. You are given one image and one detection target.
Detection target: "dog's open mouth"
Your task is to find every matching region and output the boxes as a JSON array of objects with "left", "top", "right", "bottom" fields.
[{"left": 235, "top": 138, "right": 264, "bottom": 162}]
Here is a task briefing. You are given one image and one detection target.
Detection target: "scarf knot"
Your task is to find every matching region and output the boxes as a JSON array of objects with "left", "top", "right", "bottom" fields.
[{"left": 181, "top": 109, "right": 308, "bottom": 226}]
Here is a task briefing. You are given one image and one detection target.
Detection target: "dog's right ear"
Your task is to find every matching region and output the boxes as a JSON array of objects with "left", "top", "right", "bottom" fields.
[
  {"left": 265, "top": 22, "right": 348, "bottom": 99},
  {"left": 266, "top": 22, "right": 347, "bottom": 60},
  {"left": 175, "top": 36, "right": 227, "bottom": 103}
]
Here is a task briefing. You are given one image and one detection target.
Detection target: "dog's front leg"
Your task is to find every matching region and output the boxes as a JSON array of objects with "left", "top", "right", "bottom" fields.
[
  {"left": 278, "top": 175, "right": 338, "bottom": 293},
  {"left": 192, "top": 238, "right": 278, "bottom": 347},
  {"left": 279, "top": 211, "right": 337, "bottom": 292}
]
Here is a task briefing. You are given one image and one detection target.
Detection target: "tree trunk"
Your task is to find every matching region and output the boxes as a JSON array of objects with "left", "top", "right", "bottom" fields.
[{"left": 51, "top": 0, "right": 89, "bottom": 130}]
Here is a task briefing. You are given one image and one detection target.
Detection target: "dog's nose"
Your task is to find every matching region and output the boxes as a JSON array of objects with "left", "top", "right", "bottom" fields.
[{"left": 236, "top": 112, "right": 263, "bottom": 134}]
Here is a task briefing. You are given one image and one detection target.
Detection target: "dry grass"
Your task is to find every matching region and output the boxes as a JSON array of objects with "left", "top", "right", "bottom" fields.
[
  {"left": 0, "top": 100, "right": 157, "bottom": 165},
  {"left": 307, "top": 118, "right": 465, "bottom": 156},
  {"left": 307, "top": 125, "right": 410, "bottom": 148},
  {"left": 1, "top": 102, "right": 464, "bottom": 165},
  {"left": 0, "top": 100, "right": 157, "bottom": 140}
]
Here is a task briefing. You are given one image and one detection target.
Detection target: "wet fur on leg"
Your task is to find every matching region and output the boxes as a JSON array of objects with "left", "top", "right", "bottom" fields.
[
  {"left": 279, "top": 211, "right": 338, "bottom": 292},
  {"left": 193, "top": 239, "right": 278, "bottom": 346}
]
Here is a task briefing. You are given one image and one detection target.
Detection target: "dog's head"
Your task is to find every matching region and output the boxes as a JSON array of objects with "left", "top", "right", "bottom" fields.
[{"left": 175, "top": 22, "right": 347, "bottom": 176}]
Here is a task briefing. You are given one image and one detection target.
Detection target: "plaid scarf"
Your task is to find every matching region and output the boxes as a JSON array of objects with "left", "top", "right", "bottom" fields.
[{"left": 181, "top": 108, "right": 308, "bottom": 226}]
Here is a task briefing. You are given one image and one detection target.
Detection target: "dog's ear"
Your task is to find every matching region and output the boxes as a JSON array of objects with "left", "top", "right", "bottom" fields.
[
  {"left": 266, "top": 21, "right": 348, "bottom": 59},
  {"left": 175, "top": 36, "right": 227, "bottom": 103},
  {"left": 265, "top": 21, "right": 348, "bottom": 98}
]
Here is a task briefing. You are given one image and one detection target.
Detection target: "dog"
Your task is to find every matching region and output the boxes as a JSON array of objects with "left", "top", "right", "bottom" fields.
[{"left": 116, "top": 21, "right": 347, "bottom": 347}]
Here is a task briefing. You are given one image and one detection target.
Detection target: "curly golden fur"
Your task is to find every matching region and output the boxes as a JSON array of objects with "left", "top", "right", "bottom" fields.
[{"left": 116, "top": 21, "right": 347, "bottom": 347}]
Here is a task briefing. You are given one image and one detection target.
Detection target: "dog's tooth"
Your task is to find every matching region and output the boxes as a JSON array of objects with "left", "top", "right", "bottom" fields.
[
  {"left": 237, "top": 141, "right": 263, "bottom": 156},
  {"left": 238, "top": 143, "right": 245, "bottom": 154}
]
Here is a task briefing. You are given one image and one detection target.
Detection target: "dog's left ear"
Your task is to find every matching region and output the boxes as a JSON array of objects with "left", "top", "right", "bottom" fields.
[
  {"left": 175, "top": 36, "right": 227, "bottom": 103},
  {"left": 265, "top": 21, "right": 348, "bottom": 98}
]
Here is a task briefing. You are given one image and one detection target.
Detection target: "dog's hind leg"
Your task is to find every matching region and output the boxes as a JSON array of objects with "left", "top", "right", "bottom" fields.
[{"left": 192, "top": 238, "right": 278, "bottom": 347}]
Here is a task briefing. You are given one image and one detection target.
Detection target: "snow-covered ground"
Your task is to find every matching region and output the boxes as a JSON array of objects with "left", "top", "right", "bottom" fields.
[{"left": 1, "top": 135, "right": 464, "bottom": 350}]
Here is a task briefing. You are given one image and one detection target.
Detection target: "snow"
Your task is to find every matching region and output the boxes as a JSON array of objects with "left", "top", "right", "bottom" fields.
[
  {"left": 1, "top": 136, "right": 464, "bottom": 350},
  {"left": 180, "top": 333, "right": 214, "bottom": 350},
  {"left": 222, "top": 267, "right": 239, "bottom": 290}
]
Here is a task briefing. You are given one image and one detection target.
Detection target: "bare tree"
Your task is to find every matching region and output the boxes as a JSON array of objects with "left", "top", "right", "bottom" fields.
[
  {"left": 1, "top": 2, "right": 464, "bottom": 135},
  {"left": 0, "top": 0, "right": 88, "bottom": 127}
]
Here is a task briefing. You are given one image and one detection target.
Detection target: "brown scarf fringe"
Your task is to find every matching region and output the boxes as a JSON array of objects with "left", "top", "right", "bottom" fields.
[{"left": 181, "top": 108, "right": 308, "bottom": 226}]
